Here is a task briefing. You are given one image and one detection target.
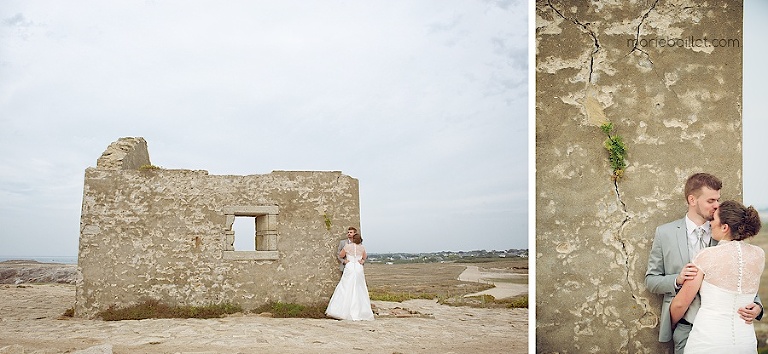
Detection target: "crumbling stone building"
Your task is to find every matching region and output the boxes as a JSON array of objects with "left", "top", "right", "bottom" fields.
[{"left": 75, "top": 137, "right": 360, "bottom": 318}]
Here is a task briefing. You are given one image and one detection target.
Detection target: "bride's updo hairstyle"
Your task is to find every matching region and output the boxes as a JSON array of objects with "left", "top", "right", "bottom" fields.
[
  {"left": 352, "top": 233, "right": 363, "bottom": 244},
  {"left": 718, "top": 200, "right": 762, "bottom": 241}
]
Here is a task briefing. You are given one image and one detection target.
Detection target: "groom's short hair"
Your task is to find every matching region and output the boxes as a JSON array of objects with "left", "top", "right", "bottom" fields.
[{"left": 684, "top": 173, "right": 722, "bottom": 201}]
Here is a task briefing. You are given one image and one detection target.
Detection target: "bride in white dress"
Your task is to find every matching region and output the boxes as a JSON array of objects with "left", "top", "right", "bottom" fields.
[
  {"left": 325, "top": 232, "right": 374, "bottom": 321},
  {"left": 671, "top": 200, "right": 764, "bottom": 353}
]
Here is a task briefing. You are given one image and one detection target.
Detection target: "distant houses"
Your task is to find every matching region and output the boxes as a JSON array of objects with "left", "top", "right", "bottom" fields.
[{"left": 367, "top": 249, "right": 528, "bottom": 264}]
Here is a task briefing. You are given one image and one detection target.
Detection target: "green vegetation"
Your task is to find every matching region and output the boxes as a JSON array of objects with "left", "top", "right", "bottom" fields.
[
  {"left": 369, "top": 287, "right": 528, "bottom": 310},
  {"left": 483, "top": 276, "right": 528, "bottom": 285},
  {"left": 366, "top": 258, "right": 527, "bottom": 310},
  {"left": 600, "top": 122, "right": 627, "bottom": 181},
  {"left": 323, "top": 213, "right": 332, "bottom": 231},
  {"left": 369, "top": 291, "right": 438, "bottom": 302},
  {"left": 499, "top": 294, "right": 528, "bottom": 309},
  {"left": 97, "top": 299, "right": 242, "bottom": 321},
  {"left": 251, "top": 301, "right": 328, "bottom": 319},
  {"left": 138, "top": 164, "right": 162, "bottom": 171},
  {"left": 61, "top": 306, "right": 74, "bottom": 318},
  {"left": 97, "top": 300, "right": 330, "bottom": 320},
  {"left": 439, "top": 293, "right": 528, "bottom": 309}
]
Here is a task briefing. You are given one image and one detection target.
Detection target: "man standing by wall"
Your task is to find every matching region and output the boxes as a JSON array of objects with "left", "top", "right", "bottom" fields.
[{"left": 337, "top": 227, "right": 358, "bottom": 272}]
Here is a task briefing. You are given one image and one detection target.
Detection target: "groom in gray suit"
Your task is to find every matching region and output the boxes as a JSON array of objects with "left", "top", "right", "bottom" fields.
[
  {"left": 646, "top": 173, "right": 763, "bottom": 353},
  {"left": 337, "top": 226, "right": 357, "bottom": 272}
]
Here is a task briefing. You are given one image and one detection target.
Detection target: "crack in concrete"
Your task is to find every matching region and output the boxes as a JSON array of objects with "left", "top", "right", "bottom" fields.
[
  {"left": 627, "top": 0, "right": 660, "bottom": 61},
  {"left": 546, "top": 0, "right": 600, "bottom": 84},
  {"left": 613, "top": 179, "right": 632, "bottom": 286},
  {"left": 544, "top": 1, "right": 660, "bottom": 336},
  {"left": 625, "top": 0, "right": 678, "bottom": 98},
  {"left": 613, "top": 178, "right": 655, "bottom": 331}
]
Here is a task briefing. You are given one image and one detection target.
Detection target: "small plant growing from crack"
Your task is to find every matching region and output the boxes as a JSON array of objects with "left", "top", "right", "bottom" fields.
[
  {"left": 138, "top": 164, "right": 162, "bottom": 173},
  {"left": 323, "top": 213, "right": 332, "bottom": 231},
  {"left": 600, "top": 122, "right": 627, "bottom": 181}
]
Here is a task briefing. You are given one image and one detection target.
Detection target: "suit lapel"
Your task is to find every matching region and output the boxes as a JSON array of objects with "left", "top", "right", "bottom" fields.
[{"left": 675, "top": 218, "right": 690, "bottom": 264}]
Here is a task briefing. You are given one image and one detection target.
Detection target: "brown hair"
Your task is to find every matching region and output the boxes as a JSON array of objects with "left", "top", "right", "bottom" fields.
[
  {"left": 348, "top": 226, "right": 358, "bottom": 233},
  {"left": 684, "top": 173, "right": 722, "bottom": 202},
  {"left": 352, "top": 233, "right": 363, "bottom": 244},
  {"left": 718, "top": 200, "right": 762, "bottom": 241}
]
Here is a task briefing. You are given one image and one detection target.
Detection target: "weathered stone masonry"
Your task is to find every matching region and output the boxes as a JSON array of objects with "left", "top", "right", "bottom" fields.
[{"left": 75, "top": 137, "right": 360, "bottom": 317}]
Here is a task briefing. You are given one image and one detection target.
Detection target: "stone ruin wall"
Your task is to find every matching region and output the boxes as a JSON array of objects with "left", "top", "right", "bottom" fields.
[
  {"left": 536, "top": 1, "right": 742, "bottom": 353},
  {"left": 76, "top": 137, "right": 360, "bottom": 318}
]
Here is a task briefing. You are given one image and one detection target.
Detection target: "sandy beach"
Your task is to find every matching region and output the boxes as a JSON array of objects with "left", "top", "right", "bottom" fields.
[{"left": 0, "top": 262, "right": 527, "bottom": 354}]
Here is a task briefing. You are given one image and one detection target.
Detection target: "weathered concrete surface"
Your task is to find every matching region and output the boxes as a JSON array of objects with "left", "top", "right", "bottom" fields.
[
  {"left": 76, "top": 138, "right": 360, "bottom": 318},
  {"left": 536, "top": 1, "right": 742, "bottom": 353}
]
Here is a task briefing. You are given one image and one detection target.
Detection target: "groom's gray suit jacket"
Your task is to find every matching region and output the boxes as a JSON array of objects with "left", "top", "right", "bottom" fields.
[
  {"left": 337, "top": 239, "right": 349, "bottom": 272},
  {"left": 645, "top": 217, "right": 763, "bottom": 343}
]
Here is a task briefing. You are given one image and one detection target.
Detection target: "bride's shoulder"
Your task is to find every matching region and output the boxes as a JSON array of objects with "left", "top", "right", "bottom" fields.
[
  {"left": 694, "top": 245, "right": 726, "bottom": 264},
  {"left": 745, "top": 242, "right": 766, "bottom": 255}
]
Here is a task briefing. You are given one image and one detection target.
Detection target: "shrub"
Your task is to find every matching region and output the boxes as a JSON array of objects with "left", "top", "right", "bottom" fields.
[
  {"left": 251, "top": 302, "right": 328, "bottom": 319},
  {"left": 369, "top": 291, "right": 437, "bottom": 302},
  {"left": 438, "top": 294, "right": 528, "bottom": 309},
  {"left": 97, "top": 299, "right": 242, "bottom": 321}
]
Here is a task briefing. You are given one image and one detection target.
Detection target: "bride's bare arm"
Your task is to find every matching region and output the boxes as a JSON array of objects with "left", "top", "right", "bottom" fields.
[{"left": 670, "top": 270, "right": 704, "bottom": 326}]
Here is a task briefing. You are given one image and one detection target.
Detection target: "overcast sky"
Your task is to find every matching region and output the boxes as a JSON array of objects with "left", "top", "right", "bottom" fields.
[
  {"left": 0, "top": 1, "right": 528, "bottom": 257},
  {"left": 743, "top": 0, "right": 768, "bottom": 211}
]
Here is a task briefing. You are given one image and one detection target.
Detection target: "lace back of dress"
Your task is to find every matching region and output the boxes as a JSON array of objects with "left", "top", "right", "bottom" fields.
[{"left": 695, "top": 241, "right": 765, "bottom": 294}]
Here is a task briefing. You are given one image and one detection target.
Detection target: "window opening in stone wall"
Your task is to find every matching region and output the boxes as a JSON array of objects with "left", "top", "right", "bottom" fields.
[
  {"left": 223, "top": 206, "right": 279, "bottom": 261},
  {"left": 233, "top": 216, "right": 256, "bottom": 251}
]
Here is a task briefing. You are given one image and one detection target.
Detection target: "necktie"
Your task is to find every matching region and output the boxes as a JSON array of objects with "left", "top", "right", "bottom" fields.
[{"left": 695, "top": 227, "right": 707, "bottom": 252}]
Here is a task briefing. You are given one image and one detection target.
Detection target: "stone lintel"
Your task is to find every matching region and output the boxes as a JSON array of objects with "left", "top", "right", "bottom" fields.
[
  {"left": 222, "top": 250, "right": 279, "bottom": 261},
  {"left": 223, "top": 206, "right": 279, "bottom": 216}
]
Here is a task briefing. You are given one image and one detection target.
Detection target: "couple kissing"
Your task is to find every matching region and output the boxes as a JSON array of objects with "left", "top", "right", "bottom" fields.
[{"left": 646, "top": 172, "right": 764, "bottom": 353}]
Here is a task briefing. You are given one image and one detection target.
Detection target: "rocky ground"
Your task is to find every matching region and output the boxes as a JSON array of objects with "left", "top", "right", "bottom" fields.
[
  {"left": 0, "top": 262, "right": 527, "bottom": 354},
  {"left": 0, "top": 261, "right": 77, "bottom": 285}
]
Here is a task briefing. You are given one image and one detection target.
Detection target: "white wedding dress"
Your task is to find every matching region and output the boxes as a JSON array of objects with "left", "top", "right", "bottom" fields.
[
  {"left": 685, "top": 240, "right": 765, "bottom": 353},
  {"left": 325, "top": 243, "right": 374, "bottom": 321}
]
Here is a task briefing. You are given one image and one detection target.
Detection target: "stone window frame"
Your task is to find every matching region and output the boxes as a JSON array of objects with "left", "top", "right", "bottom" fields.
[{"left": 222, "top": 206, "right": 279, "bottom": 261}]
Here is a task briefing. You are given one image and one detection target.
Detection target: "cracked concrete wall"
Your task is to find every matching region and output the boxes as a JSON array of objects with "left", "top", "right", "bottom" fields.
[
  {"left": 76, "top": 137, "right": 360, "bottom": 318},
  {"left": 535, "top": 1, "right": 742, "bottom": 352}
]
